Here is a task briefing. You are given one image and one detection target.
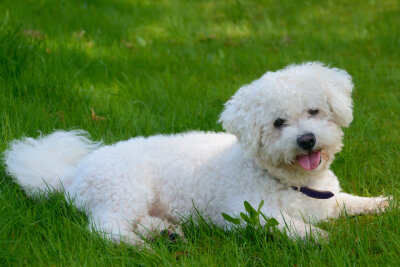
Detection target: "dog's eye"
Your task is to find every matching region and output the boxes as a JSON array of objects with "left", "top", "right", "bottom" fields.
[
  {"left": 274, "top": 118, "right": 287, "bottom": 128},
  {"left": 308, "top": 109, "right": 319, "bottom": 115}
]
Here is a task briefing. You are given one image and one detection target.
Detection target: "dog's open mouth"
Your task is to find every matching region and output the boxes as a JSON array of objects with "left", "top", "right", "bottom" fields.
[{"left": 297, "top": 151, "right": 321, "bottom": 170}]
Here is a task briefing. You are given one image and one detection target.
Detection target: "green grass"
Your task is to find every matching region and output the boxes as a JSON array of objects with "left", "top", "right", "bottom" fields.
[{"left": 1, "top": 0, "right": 400, "bottom": 265}]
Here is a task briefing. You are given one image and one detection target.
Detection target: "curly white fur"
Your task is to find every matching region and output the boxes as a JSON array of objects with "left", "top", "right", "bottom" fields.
[{"left": 4, "top": 62, "right": 389, "bottom": 244}]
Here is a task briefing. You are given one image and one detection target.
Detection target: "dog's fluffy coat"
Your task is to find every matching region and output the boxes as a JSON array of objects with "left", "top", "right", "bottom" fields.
[{"left": 4, "top": 62, "right": 389, "bottom": 244}]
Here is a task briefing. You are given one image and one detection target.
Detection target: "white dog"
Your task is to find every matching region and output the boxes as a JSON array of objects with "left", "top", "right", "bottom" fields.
[{"left": 4, "top": 62, "right": 389, "bottom": 244}]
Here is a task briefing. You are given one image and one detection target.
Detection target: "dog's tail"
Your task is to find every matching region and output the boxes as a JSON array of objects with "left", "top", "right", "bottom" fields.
[{"left": 3, "top": 130, "right": 100, "bottom": 196}]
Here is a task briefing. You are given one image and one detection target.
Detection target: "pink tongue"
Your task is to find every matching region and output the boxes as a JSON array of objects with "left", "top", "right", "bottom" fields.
[{"left": 298, "top": 151, "right": 321, "bottom": 170}]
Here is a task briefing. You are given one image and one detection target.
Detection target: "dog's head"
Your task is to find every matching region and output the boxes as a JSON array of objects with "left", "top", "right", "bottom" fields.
[{"left": 219, "top": 62, "right": 353, "bottom": 181}]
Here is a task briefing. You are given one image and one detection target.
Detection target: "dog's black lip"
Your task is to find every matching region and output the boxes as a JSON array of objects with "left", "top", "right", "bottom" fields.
[{"left": 295, "top": 150, "right": 322, "bottom": 159}]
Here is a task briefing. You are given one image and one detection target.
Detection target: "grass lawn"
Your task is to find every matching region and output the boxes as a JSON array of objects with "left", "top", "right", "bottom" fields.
[{"left": 1, "top": 0, "right": 400, "bottom": 265}]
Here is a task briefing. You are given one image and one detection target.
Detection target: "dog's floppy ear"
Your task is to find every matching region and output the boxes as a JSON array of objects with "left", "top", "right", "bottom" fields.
[
  {"left": 324, "top": 66, "right": 354, "bottom": 127},
  {"left": 219, "top": 84, "right": 261, "bottom": 157}
]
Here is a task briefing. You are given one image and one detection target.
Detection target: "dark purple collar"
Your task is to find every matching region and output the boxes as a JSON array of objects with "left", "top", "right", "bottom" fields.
[
  {"left": 266, "top": 170, "right": 334, "bottom": 199},
  {"left": 291, "top": 186, "right": 334, "bottom": 199}
]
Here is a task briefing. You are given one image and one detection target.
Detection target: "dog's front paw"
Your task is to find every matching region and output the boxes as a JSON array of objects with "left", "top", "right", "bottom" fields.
[
  {"left": 374, "top": 195, "right": 392, "bottom": 213},
  {"left": 287, "top": 226, "right": 329, "bottom": 244},
  {"left": 317, "top": 228, "right": 329, "bottom": 241},
  {"left": 309, "top": 227, "right": 329, "bottom": 244}
]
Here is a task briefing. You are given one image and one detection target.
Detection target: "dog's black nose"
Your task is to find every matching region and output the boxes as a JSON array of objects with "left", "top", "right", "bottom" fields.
[{"left": 297, "top": 133, "right": 316, "bottom": 150}]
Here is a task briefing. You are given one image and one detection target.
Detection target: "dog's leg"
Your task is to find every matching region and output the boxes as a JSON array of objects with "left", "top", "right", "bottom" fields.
[
  {"left": 334, "top": 193, "right": 390, "bottom": 216},
  {"left": 88, "top": 212, "right": 184, "bottom": 246},
  {"left": 87, "top": 214, "right": 145, "bottom": 246},
  {"left": 275, "top": 214, "right": 328, "bottom": 242},
  {"left": 137, "top": 216, "right": 184, "bottom": 243}
]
